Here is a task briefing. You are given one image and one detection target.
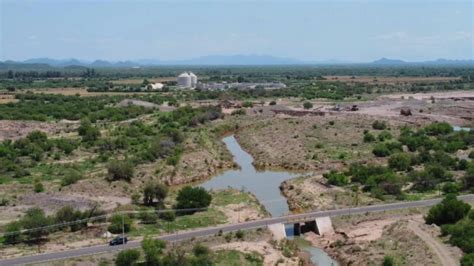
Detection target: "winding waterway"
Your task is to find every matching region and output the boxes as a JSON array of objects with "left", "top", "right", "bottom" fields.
[{"left": 200, "top": 135, "right": 338, "bottom": 265}]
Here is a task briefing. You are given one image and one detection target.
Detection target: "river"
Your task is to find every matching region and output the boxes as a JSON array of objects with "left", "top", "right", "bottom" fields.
[{"left": 201, "top": 135, "right": 338, "bottom": 265}]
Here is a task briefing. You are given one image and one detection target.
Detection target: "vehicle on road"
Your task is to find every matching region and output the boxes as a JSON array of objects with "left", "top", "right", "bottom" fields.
[{"left": 109, "top": 236, "right": 128, "bottom": 246}]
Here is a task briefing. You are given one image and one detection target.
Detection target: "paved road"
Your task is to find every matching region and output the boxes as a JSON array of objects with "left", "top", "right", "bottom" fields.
[{"left": 2, "top": 194, "right": 474, "bottom": 265}]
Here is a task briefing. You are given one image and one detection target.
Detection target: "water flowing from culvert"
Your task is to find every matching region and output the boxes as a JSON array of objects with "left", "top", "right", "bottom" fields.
[{"left": 200, "top": 135, "right": 338, "bottom": 265}]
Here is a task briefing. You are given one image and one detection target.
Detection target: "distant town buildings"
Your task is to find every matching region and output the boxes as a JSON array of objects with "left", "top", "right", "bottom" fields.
[
  {"left": 149, "top": 82, "right": 164, "bottom": 90},
  {"left": 175, "top": 72, "right": 286, "bottom": 91},
  {"left": 196, "top": 81, "right": 286, "bottom": 91}
]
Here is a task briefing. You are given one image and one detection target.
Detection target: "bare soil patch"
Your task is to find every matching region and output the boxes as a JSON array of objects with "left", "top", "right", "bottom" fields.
[{"left": 0, "top": 120, "right": 78, "bottom": 141}]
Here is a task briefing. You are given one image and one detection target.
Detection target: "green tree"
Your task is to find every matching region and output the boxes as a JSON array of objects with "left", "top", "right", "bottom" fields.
[
  {"left": 142, "top": 238, "right": 166, "bottom": 266},
  {"left": 425, "top": 194, "right": 471, "bottom": 225},
  {"left": 21, "top": 207, "right": 52, "bottom": 243},
  {"left": 175, "top": 186, "right": 212, "bottom": 213},
  {"left": 3, "top": 221, "right": 22, "bottom": 245},
  {"left": 143, "top": 181, "right": 168, "bottom": 206},
  {"left": 115, "top": 249, "right": 141, "bottom": 266},
  {"left": 388, "top": 153, "right": 411, "bottom": 171},
  {"left": 108, "top": 214, "right": 133, "bottom": 234},
  {"left": 78, "top": 120, "right": 100, "bottom": 142}
]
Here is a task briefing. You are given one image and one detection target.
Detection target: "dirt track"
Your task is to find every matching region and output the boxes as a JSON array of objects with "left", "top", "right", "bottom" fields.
[{"left": 408, "top": 220, "right": 459, "bottom": 266}]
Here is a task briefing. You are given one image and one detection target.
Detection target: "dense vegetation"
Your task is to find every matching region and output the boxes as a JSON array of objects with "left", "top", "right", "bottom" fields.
[
  {"left": 323, "top": 122, "right": 474, "bottom": 199},
  {"left": 2, "top": 206, "right": 104, "bottom": 245},
  {"left": 425, "top": 195, "right": 474, "bottom": 265},
  {"left": 0, "top": 93, "right": 152, "bottom": 121}
]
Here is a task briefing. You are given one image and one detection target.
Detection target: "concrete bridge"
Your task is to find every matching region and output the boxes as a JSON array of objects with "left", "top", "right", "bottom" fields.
[{"left": 268, "top": 216, "right": 334, "bottom": 240}]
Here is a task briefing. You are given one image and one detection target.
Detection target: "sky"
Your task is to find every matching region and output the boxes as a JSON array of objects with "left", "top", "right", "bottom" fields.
[{"left": 0, "top": 0, "right": 473, "bottom": 62}]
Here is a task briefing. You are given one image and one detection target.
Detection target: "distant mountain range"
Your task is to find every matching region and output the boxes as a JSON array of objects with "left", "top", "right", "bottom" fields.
[{"left": 1, "top": 55, "right": 473, "bottom": 69}]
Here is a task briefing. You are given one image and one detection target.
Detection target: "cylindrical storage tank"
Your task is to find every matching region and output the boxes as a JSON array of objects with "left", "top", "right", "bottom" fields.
[
  {"left": 177, "top": 72, "right": 191, "bottom": 88},
  {"left": 189, "top": 72, "right": 197, "bottom": 87}
]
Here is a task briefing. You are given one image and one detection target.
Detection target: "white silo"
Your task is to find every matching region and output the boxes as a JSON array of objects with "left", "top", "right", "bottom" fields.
[
  {"left": 189, "top": 72, "right": 197, "bottom": 87},
  {"left": 177, "top": 72, "right": 191, "bottom": 88}
]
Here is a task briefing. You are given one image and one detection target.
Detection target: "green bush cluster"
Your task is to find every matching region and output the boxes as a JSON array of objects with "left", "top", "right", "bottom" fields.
[
  {"left": 0, "top": 93, "right": 152, "bottom": 121},
  {"left": 426, "top": 195, "right": 474, "bottom": 264},
  {"left": 3, "top": 206, "right": 104, "bottom": 245},
  {"left": 0, "top": 131, "right": 79, "bottom": 176}
]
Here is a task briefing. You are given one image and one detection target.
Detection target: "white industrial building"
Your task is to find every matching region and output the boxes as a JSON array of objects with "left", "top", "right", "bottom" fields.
[{"left": 177, "top": 72, "right": 197, "bottom": 88}]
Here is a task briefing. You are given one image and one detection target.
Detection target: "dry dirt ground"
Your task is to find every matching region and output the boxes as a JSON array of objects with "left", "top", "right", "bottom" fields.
[
  {"left": 281, "top": 175, "right": 380, "bottom": 212},
  {"left": 213, "top": 241, "right": 300, "bottom": 266},
  {"left": 0, "top": 120, "right": 78, "bottom": 141},
  {"left": 230, "top": 91, "right": 472, "bottom": 174},
  {"left": 307, "top": 211, "right": 462, "bottom": 266}
]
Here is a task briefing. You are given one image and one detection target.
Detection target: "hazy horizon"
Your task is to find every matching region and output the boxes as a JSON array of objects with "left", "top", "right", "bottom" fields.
[{"left": 1, "top": 0, "right": 473, "bottom": 62}]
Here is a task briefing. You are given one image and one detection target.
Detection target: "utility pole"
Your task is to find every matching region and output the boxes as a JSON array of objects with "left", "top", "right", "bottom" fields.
[
  {"left": 122, "top": 213, "right": 125, "bottom": 244},
  {"left": 105, "top": 214, "right": 108, "bottom": 244}
]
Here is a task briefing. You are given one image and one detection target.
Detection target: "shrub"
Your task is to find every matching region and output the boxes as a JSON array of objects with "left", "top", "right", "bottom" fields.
[
  {"left": 108, "top": 214, "right": 133, "bottom": 234},
  {"left": 131, "top": 192, "right": 141, "bottom": 205},
  {"left": 3, "top": 221, "right": 22, "bottom": 245},
  {"left": 425, "top": 122, "right": 453, "bottom": 136},
  {"left": 388, "top": 153, "right": 411, "bottom": 171},
  {"left": 159, "top": 210, "right": 176, "bottom": 222},
  {"left": 242, "top": 101, "right": 253, "bottom": 108},
  {"left": 465, "top": 162, "right": 474, "bottom": 189},
  {"left": 363, "top": 132, "right": 376, "bottom": 142},
  {"left": 193, "top": 243, "right": 211, "bottom": 257},
  {"left": 107, "top": 160, "right": 134, "bottom": 182},
  {"left": 22, "top": 207, "right": 52, "bottom": 242},
  {"left": 269, "top": 100, "right": 276, "bottom": 105},
  {"left": 34, "top": 179, "right": 44, "bottom": 193},
  {"left": 372, "top": 143, "right": 391, "bottom": 157},
  {"left": 235, "top": 230, "right": 245, "bottom": 240},
  {"left": 461, "top": 253, "right": 474, "bottom": 266},
  {"left": 139, "top": 210, "right": 158, "bottom": 224},
  {"left": 324, "top": 170, "right": 349, "bottom": 186},
  {"left": 175, "top": 186, "right": 212, "bottom": 213},
  {"left": 382, "top": 255, "right": 395, "bottom": 266},
  {"left": 442, "top": 182, "right": 461, "bottom": 194},
  {"left": 469, "top": 150, "right": 474, "bottom": 159},
  {"left": 378, "top": 130, "right": 393, "bottom": 141},
  {"left": 115, "top": 249, "right": 141, "bottom": 266},
  {"left": 442, "top": 219, "right": 474, "bottom": 254},
  {"left": 425, "top": 194, "right": 471, "bottom": 226},
  {"left": 372, "top": 120, "right": 387, "bottom": 130},
  {"left": 78, "top": 120, "right": 101, "bottom": 142},
  {"left": 303, "top": 102, "right": 313, "bottom": 109},
  {"left": 61, "top": 170, "right": 82, "bottom": 187},
  {"left": 231, "top": 109, "right": 246, "bottom": 116}
]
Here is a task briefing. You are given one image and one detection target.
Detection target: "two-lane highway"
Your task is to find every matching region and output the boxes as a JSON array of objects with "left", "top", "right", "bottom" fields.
[{"left": 2, "top": 194, "right": 474, "bottom": 265}]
